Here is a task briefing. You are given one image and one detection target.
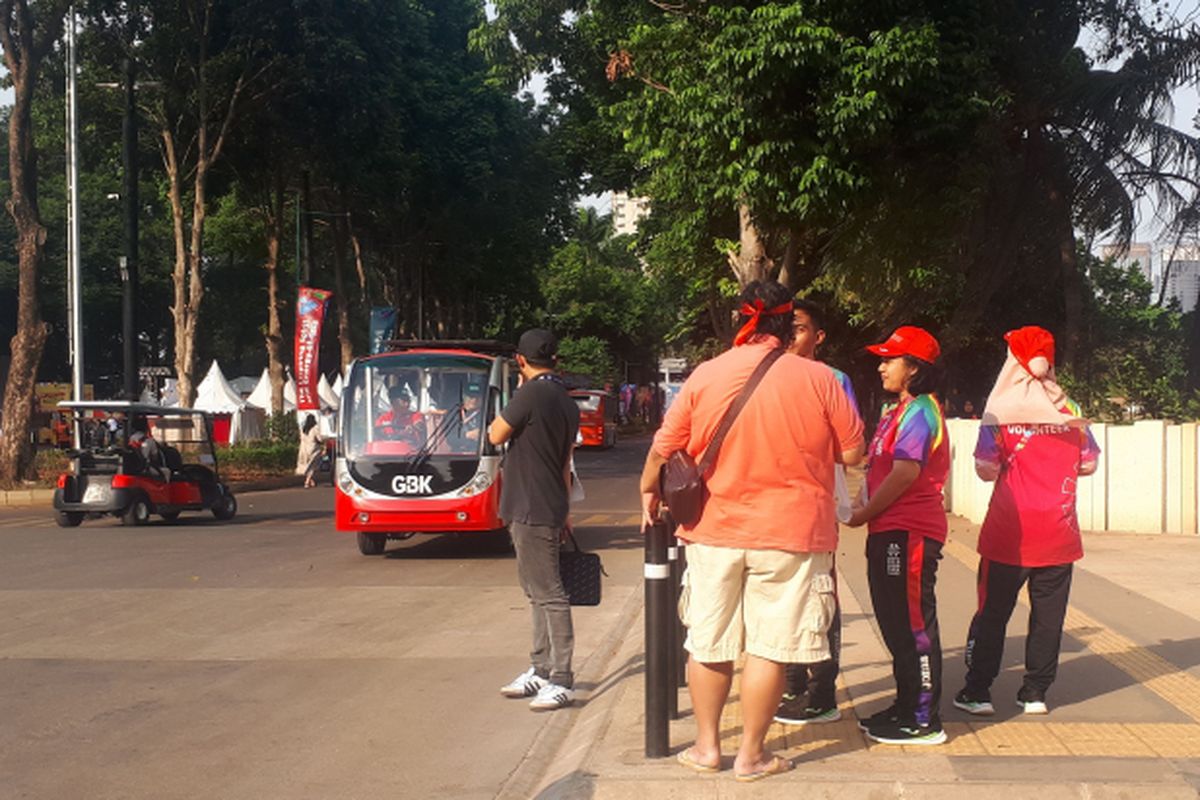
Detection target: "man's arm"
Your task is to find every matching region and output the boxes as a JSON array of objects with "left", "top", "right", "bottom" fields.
[
  {"left": 488, "top": 415, "right": 513, "bottom": 446},
  {"left": 639, "top": 449, "right": 668, "bottom": 530}
]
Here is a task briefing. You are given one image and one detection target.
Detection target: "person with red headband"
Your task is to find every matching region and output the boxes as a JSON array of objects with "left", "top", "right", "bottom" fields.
[
  {"left": 640, "top": 280, "right": 864, "bottom": 782},
  {"left": 847, "top": 325, "right": 950, "bottom": 745},
  {"left": 774, "top": 298, "right": 861, "bottom": 728},
  {"left": 953, "top": 326, "right": 1099, "bottom": 718}
]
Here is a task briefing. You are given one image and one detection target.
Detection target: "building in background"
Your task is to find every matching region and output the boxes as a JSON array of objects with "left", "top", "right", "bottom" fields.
[
  {"left": 1099, "top": 241, "right": 1155, "bottom": 284},
  {"left": 1162, "top": 245, "right": 1200, "bottom": 313},
  {"left": 611, "top": 191, "right": 650, "bottom": 237}
]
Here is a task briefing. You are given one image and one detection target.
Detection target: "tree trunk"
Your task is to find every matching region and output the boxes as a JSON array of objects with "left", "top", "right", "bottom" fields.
[
  {"left": 158, "top": 3, "right": 245, "bottom": 408},
  {"left": 726, "top": 203, "right": 772, "bottom": 288},
  {"left": 0, "top": 2, "right": 62, "bottom": 483},
  {"left": 264, "top": 171, "right": 286, "bottom": 414}
]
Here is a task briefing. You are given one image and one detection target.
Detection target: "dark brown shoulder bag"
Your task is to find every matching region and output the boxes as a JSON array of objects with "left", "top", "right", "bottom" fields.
[{"left": 660, "top": 348, "right": 784, "bottom": 526}]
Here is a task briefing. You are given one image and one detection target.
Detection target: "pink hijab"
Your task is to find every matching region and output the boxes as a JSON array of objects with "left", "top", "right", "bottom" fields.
[{"left": 981, "top": 326, "right": 1086, "bottom": 427}]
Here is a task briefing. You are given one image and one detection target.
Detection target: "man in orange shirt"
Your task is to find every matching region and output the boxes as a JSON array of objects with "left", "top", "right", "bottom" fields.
[{"left": 640, "top": 281, "right": 864, "bottom": 783}]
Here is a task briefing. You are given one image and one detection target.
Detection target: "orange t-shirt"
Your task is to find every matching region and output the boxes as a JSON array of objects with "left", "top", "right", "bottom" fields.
[{"left": 652, "top": 338, "right": 864, "bottom": 553}]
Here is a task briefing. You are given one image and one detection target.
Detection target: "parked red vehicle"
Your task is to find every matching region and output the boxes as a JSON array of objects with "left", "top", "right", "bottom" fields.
[
  {"left": 570, "top": 389, "right": 618, "bottom": 449},
  {"left": 51, "top": 401, "right": 238, "bottom": 527}
]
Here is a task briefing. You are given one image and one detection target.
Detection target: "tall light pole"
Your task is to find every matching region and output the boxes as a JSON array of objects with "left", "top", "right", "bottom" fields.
[
  {"left": 120, "top": 5, "right": 139, "bottom": 400},
  {"left": 65, "top": 5, "right": 83, "bottom": 435}
]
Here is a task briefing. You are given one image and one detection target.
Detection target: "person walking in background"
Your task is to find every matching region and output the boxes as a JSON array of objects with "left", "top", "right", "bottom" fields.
[
  {"left": 847, "top": 326, "right": 950, "bottom": 745},
  {"left": 774, "top": 299, "right": 861, "bottom": 727},
  {"left": 296, "top": 413, "right": 324, "bottom": 489},
  {"left": 640, "top": 281, "right": 864, "bottom": 782},
  {"left": 954, "top": 326, "right": 1099, "bottom": 717},
  {"left": 489, "top": 329, "right": 581, "bottom": 711}
]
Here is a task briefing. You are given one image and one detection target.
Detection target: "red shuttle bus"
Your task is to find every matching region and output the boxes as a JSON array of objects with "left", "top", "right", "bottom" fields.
[{"left": 335, "top": 341, "right": 516, "bottom": 555}]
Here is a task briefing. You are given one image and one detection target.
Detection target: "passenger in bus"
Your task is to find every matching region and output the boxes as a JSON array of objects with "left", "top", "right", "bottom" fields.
[
  {"left": 375, "top": 385, "right": 424, "bottom": 448},
  {"left": 455, "top": 381, "right": 484, "bottom": 443}
]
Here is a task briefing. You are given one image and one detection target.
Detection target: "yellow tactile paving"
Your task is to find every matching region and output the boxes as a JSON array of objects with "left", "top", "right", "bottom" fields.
[
  {"left": 939, "top": 722, "right": 987, "bottom": 755},
  {"left": 942, "top": 536, "right": 1200, "bottom": 725},
  {"left": 973, "top": 721, "right": 1072, "bottom": 756},
  {"left": 572, "top": 513, "right": 641, "bottom": 528},
  {"left": 1051, "top": 722, "right": 1158, "bottom": 757},
  {"left": 1124, "top": 723, "right": 1200, "bottom": 758}
]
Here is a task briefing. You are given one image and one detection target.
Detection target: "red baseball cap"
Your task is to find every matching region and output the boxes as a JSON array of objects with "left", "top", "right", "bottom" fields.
[{"left": 865, "top": 325, "right": 941, "bottom": 363}]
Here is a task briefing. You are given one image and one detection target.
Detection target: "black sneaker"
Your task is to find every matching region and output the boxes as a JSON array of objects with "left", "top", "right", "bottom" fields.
[
  {"left": 866, "top": 719, "right": 947, "bottom": 746},
  {"left": 953, "top": 688, "right": 995, "bottom": 716},
  {"left": 1016, "top": 686, "right": 1048, "bottom": 715},
  {"left": 774, "top": 694, "right": 841, "bottom": 726},
  {"left": 856, "top": 703, "right": 899, "bottom": 732}
]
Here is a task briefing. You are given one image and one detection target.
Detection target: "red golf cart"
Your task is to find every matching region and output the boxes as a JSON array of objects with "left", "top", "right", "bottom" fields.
[{"left": 51, "top": 401, "right": 238, "bottom": 527}]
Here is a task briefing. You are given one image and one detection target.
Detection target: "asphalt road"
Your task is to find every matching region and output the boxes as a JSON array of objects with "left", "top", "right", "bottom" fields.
[{"left": 0, "top": 437, "right": 651, "bottom": 800}]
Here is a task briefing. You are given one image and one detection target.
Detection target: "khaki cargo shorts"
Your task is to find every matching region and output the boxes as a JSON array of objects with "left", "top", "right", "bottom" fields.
[{"left": 678, "top": 542, "right": 836, "bottom": 664}]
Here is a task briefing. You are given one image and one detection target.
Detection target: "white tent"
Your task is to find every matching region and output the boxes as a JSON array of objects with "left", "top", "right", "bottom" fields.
[
  {"left": 246, "top": 368, "right": 297, "bottom": 413},
  {"left": 331, "top": 373, "right": 344, "bottom": 399},
  {"left": 317, "top": 373, "right": 339, "bottom": 410},
  {"left": 193, "top": 360, "right": 264, "bottom": 444}
]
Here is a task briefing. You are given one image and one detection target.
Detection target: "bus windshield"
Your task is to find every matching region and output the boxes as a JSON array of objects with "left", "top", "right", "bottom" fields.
[{"left": 343, "top": 354, "right": 492, "bottom": 459}]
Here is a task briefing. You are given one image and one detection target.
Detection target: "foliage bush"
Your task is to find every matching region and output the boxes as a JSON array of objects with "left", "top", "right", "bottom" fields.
[
  {"left": 265, "top": 413, "right": 300, "bottom": 445},
  {"left": 218, "top": 441, "right": 299, "bottom": 478}
]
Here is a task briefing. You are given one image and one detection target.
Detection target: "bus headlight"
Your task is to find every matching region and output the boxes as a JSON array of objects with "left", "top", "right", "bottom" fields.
[
  {"left": 337, "top": 469, "right": 354, "bottom": 494},
  {"left": 457, "top": 471, "right": 494, "bottom": 497}
]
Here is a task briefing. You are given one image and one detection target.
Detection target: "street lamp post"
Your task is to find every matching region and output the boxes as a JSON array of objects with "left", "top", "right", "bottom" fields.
[{"left": 121, "top": 48, "right": 139, "bottom": 400}]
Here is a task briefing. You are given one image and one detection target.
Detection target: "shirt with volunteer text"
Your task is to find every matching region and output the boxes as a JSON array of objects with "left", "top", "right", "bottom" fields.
[{"left": 974, "top": 400, "right": 1100, "bottom": 566}]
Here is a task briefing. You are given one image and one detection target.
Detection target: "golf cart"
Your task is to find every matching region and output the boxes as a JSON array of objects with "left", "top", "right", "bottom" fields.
[{"left": 51, "top": 401, "right": 238, "bottom": 527}]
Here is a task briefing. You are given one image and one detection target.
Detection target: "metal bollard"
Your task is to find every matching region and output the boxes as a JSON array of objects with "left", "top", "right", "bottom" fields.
[{"left": 644, "top": 517, "right": 671, "bottom": 758}]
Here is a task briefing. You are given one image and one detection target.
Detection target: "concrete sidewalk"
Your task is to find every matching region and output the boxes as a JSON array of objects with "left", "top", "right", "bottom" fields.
[{"left": 507, "top": 516, "right": 1200, "bottom": 799}]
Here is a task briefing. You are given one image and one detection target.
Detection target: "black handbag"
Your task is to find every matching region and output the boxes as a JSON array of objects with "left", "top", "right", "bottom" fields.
[
  {"left": 661, "top": 348, "right": 784, "bottom": 526},
  {"left": 559, "top": 530, "right": 606, "bottom": 606}
]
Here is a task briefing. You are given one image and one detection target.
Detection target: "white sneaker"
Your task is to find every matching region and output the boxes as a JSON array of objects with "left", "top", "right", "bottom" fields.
[
  {"left": 529, "top": 682, "right": 573, "bottom": 710},
  {"left": 500, "top": 667, "right": 548, "bottom": 698},
  {"left": 1016, "top": 698, "right": 1049, "bottom": 715}
]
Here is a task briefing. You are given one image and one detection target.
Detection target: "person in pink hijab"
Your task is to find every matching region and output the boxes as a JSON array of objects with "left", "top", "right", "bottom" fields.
[{"left": 953, "top": 326, "right": 1100, "bottom": 719}]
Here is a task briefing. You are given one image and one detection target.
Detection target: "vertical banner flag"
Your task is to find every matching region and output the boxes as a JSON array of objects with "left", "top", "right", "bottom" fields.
[
  {"left": 369, "top": 306, "right": 399, "bottom": 355},
  {"left": 295, "top": 286, "right": 332, "bottom": 411}
]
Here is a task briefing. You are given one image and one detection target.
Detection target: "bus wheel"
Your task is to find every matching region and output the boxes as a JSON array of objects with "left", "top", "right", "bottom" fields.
[{"left": 358, "top": 532, "right": 387, "bottom": 556}]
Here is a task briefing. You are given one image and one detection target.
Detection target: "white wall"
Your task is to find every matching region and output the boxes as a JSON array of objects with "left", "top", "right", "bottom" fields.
[{"left": 944, "top": 418, "right": 1197, "bottom": 535}]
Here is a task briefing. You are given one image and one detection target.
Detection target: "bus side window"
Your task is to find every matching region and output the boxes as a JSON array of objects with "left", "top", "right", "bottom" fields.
[{"left": 482, "top": 387, "right": 502, "bottom": 456}]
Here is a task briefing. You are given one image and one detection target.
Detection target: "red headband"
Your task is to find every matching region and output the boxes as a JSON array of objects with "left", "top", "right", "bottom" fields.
[{"left": 734, "top": 299, "right": 792, "bottom": 346}]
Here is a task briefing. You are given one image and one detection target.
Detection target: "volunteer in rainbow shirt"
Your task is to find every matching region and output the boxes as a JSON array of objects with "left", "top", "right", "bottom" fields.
[
  {"left": 846, "top": 325, "right": 950, "bottom": 746},
  {"left": 953, "top": 326, "right": 1099, "bottom": 717}
]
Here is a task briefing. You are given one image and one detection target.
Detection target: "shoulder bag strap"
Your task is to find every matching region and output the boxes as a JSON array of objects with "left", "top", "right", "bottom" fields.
[{"left": 696, "top": 347, "right": 785, "bottom": 475}]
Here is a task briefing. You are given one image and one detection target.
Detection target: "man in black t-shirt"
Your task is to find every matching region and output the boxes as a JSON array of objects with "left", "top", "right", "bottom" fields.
[{"left": 488, "top": 328, "right": 581, "bottom": 711}]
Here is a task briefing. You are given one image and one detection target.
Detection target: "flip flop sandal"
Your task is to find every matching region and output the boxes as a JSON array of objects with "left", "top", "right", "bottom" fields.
[
  {"left": 734, "top": 755, "right": 793, "bottom": 783},
  {"left": 676, "top": 749, "right": 720, "bottom": 774}
]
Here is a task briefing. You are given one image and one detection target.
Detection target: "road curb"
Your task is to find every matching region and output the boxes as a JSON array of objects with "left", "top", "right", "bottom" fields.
[
  {"left": 495, "top": 582, "right": 646, "bottom": 800},
  {"left": 0, "top": 475, "right": 304, "bottom": 508},
  {"left": 0, "top": 488, "right": 55, "bottom": 507}
]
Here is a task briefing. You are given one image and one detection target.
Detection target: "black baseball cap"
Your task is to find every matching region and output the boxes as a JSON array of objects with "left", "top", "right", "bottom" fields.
[{"left": 517, "top": 328, "right": 558, "bottom": 365}]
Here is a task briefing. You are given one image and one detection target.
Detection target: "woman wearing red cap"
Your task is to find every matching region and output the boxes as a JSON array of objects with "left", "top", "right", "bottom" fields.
[
  {"left": 847, "top": 325, "right": 950, "bottom": 745},
  {"left": 953, "top": 327, "right": 1099, "bottom": 718}
]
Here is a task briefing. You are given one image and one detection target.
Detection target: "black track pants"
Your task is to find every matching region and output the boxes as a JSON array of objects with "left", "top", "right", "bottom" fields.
[
  {"left": 867, "top": 530, "right": 943, "bottom": 727},
  {"left": 964, "top": 559, "right": 1073, "bottom": 696}
]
